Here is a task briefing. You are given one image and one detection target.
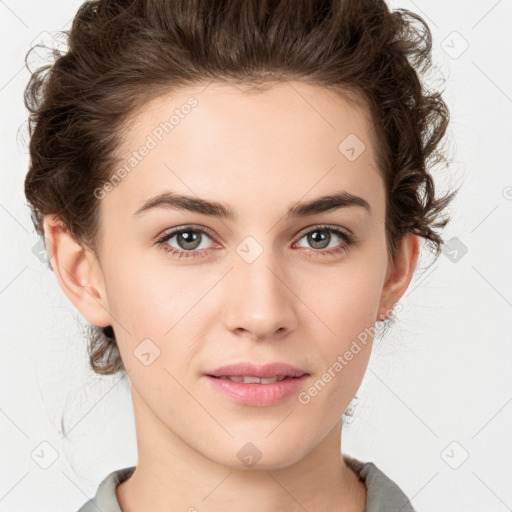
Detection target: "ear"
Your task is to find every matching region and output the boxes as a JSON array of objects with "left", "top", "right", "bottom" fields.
[
  {"left": 43, "top": 215, "right": 112, "bottom": 329},
  {"left": 377, "top": 233, "right": 420, "bottom": 321}
]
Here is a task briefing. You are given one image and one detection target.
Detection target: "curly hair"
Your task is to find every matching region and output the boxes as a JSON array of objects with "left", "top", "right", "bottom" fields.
[{"left": 23, "top": 0, "right": 457, "bottom": 376}]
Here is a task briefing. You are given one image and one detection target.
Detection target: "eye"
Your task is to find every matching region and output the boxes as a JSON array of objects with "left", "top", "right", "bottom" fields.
[
  {"left": 156, "top": 224, "right": 357, "bottom": 260},
  {"left": 293, "top": 225, "right": 356, "bottom": 257},
  {"left": 156, "top": 225, "right": 217, "bottom": 259}
]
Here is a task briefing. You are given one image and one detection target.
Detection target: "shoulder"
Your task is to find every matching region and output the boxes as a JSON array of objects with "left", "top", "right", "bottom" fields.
[
  {"left": 344, "top": 455, "right": 417, "bottom": 512},
  {"left": 76, "top": 466, "right": 135, "bottom": 512}
]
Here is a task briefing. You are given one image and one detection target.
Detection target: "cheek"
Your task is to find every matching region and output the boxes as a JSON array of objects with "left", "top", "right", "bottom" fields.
[
  {"left": 309, "top": 278, "right": 378, "bottom": 384},
  {"left": 300, "top": 271, "right": 381, "bottom": 415},
  {"left": 303, "top": 256, "right": 386, "bottom": 340},
  {"left": 100, "top": 248, "right": 177, "bottom": 342},
  {"left": 103, "top": 253, "right": 214, "bottom": 365},
  {"left": 322, "top": 274, "right": 382, "bottom": 337}
]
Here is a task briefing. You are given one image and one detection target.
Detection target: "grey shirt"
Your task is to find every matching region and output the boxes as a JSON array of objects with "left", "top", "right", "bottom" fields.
[{"left": 77, "top": 455, "right": 416, "bottom": 512}]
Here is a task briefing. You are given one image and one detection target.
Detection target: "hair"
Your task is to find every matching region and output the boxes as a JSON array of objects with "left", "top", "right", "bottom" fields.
[{"left": 24, "top": 0, "right": 458, "bottom": 377}]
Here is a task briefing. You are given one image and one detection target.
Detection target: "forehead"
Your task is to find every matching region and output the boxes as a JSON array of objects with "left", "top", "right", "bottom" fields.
[
  {"left": 121, "top": 80, "right": 377, "bottom": 153},
  {"left": 104, "top": 81, "right": 384, "bottom": 222}
]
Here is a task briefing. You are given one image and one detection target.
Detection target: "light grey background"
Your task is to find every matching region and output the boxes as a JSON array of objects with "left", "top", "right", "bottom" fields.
[{"left": 1, "top": 1, "right": 511, "bottom": 511}]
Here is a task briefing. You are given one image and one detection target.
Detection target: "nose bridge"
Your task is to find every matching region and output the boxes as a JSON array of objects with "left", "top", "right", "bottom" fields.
[{"left": 223, "top": 234, "right": 297, "bottom": 338}]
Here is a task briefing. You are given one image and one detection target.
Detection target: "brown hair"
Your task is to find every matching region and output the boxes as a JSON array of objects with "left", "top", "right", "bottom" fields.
[{"left": 24, "top": 0, "right": 458, "bottom": 376}]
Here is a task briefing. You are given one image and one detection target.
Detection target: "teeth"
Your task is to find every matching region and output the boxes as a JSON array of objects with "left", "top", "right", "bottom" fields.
[{"left": 218, "top": 375, "right": 288, "bottom": 384}]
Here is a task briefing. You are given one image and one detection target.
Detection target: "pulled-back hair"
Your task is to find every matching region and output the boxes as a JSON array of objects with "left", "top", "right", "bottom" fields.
[{"left": 24, "top": 0, "right": 457, "bottom": 376}]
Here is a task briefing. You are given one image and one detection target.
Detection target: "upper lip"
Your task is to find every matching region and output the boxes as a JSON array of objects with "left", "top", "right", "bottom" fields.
[{"left": 205, "top": 362, "right": 309, "bottom": 378}]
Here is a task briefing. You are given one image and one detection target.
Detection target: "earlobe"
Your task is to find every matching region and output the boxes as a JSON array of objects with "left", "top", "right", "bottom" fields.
[
  {"left": 377, "top": 233, "right": 420, "bottom": 321},
  {"left": 43, "top": 215, "right": 112, "bottom": 328}
]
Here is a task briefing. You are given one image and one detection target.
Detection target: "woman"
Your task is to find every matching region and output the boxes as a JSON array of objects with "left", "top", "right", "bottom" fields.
[{"left": 24, "top": 0, "right": 456, "bottom": 510}]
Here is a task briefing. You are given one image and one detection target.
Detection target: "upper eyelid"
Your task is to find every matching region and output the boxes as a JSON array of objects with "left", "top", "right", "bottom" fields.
[
  {"left": 158, "top": 224, "right": 216, "bottom": 240},
  {"left": 295, "top": 224, "right": 350, "bottom": 238}
]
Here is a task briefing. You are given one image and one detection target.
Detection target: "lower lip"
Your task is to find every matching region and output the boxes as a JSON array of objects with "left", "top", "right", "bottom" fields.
[{"left": 204, "top": 375, "right": 310, "bottom": 407}]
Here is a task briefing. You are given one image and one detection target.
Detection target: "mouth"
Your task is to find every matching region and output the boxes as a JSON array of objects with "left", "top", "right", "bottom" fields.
[
  {"left": 203, "top": 362, "right": 310, "bottom": 406},
  {"left": 204, "top": 372, "right": 310, "bottom": 406}
]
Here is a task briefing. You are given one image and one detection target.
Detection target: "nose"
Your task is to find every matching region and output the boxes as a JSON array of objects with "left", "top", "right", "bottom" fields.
[{"left": 222, "top": 244, "right": 298, "bottom": 341}]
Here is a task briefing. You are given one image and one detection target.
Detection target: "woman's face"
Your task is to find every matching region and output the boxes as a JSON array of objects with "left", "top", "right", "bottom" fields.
[{"left": 70, "top": 81, "right": 413, "bottom": 468}]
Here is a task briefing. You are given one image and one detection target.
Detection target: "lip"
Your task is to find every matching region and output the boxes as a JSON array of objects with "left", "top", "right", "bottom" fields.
[
  {"left": 204, "top": 374, "right": 310, "bottom": 407},
  {"left": 204, "top": 362, "right": 309, "bottom": 379}
]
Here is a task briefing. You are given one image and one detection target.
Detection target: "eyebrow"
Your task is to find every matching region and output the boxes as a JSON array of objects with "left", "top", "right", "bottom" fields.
[{"left": 133, "top": 190, "right": 372, "bottom": 219}]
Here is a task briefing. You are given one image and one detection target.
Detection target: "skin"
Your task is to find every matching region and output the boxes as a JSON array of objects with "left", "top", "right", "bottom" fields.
[{"left": 44, "top": 81, "right": 419, "bottom": 512}]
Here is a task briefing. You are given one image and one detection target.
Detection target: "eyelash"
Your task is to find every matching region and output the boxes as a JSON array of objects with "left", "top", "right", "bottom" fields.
[{"left": 155, "top": 224, "right": 357, "bottom": 260}]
